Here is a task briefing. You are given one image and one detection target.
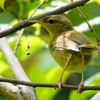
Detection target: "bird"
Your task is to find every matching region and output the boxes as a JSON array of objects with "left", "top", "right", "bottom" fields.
[{"left": 30, "top": 15, "right": 99, "bottom": 93}]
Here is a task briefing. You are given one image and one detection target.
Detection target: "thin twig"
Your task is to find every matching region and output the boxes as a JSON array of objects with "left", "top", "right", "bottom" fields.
[
  {"left": 0, "top": 77, "right": 100, "bottom": 91},
  {"left": 13, "top": 28, "right": 24, "bottom": 54},
  {"left": 71, "top": 0, "right": 100, "bottom": 59},
  {"left": 14, "top": 0, "right": 46, "bottom": 54},
  {"left": 75, "top": 8, "right": 100, "bottom": 59},
  {"left": 29, "top": 0, "right": 46, "bottom": 18}
]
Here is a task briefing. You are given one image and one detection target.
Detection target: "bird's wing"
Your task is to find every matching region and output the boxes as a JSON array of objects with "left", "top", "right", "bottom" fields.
[
  {"left": 67, "top": 30, "right": 91, "bottom": 45},
  {"left": 79, "top": 44, "right": 100, "bottom": 51},
  {"left": 54, "top": 31, "right": 79, "bottom": 51},
  {"left": 54, "top": 30, "right": 91, "bottom": 52}
]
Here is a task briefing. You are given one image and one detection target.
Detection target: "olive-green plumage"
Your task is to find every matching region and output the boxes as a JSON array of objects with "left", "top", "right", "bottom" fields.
[
  {"left": 37, "top": 15, "right": 93, "bottom": 72},
  {"left": 30, "top": 15, "right": 100, "bottom": 93}
]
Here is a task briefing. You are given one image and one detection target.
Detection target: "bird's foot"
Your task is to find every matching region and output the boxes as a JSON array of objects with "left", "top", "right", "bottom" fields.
[
  {"left": 58, "top": 78, "right": 62, "bottom": 90},
  {"left": 77, "top": 81, "right": 84, "bottom": 93}
]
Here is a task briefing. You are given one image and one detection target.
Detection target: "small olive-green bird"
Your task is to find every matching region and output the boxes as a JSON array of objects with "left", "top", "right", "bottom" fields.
[{"left": 31, "top": 15, "right": 99, "bottom": 93}]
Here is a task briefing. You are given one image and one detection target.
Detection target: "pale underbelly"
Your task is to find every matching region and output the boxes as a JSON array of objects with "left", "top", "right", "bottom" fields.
[{"left": 49, "top": 50, "right": 92, "bottom": 72}]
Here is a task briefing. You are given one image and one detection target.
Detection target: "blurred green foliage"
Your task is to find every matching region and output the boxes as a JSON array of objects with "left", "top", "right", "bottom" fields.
[
  {"left": 0, "top": 0, "right": 5, "bottom": 10},
  {"left": 0, "top": 0, "right": 100, "bottom": 100}
]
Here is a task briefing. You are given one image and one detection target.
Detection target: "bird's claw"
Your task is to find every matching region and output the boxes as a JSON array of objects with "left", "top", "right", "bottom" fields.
[
  {"left": 58, "top": 78, "right": 62, "bottom": 90},
  {"left": 77, "top": 81, "right": 84, "bottom": 93}
]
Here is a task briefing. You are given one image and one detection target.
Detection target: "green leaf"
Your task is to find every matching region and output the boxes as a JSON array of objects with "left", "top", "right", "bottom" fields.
[{"left": 0, "top": 0, "right": 5, "bottom": 10}]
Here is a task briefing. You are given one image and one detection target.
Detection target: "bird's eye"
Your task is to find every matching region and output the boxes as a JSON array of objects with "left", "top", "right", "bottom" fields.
[{"left": 49, "top": 19, "right": 55, "bottom": 24}]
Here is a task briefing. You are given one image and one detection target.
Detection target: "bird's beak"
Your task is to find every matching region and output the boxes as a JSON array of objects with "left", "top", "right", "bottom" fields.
[{"left": 30, "top": 19, "right": 44, "bottom": 26}]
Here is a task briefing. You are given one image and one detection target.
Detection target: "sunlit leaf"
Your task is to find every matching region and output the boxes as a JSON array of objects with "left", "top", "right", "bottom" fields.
[{"left": 0, "top": 0, "right": 5, "bottom": 10}]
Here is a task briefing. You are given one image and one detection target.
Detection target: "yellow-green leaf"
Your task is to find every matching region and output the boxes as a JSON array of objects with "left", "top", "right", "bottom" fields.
[{"left": 0, "top": 0, "right": 5, "bottom": 10}]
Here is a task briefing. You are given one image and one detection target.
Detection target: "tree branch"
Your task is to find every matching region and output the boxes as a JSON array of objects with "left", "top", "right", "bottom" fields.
[
  {"left": 90, "top": 92, "right": 100, "bottom": 100},
  {"left": 0, "top": 77, "right": 100, "bottom": 91},
  {"left": 0, "top": 37, "right": 37, "bottom": 100},
  {"left": 0, "top": 0, "right": 89, "bottom": 38},
  {"left": 0, "top": 80, "right": 23, "bottom": 100}
]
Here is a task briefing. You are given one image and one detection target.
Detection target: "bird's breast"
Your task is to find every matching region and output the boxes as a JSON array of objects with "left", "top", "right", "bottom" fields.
[{"left": 49, "top": 35, "right": 92, "bottom": 72}]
